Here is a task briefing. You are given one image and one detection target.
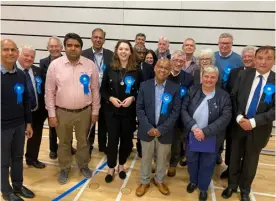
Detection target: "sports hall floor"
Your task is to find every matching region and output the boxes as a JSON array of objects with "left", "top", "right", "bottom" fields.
[{"left": 21, "top": 125, "right": 275, "bottom": 201}]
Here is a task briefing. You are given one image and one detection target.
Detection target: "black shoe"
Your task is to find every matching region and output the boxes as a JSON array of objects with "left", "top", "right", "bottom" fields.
[
  {"left": 71, "top": 147, "right": 77, "bottom": 155},
  {"left": 58, "top": 169, "right": 69, "bottom": 185},
  {"left": 118, "top": 170, "right": 127, "bottom": 179},
  {"left": 26, "top": 160, "right": 46, "bottom": 169},
  {"left": 222, "top": 188, "right": 237, "bottom": 199},
  {"left": 187, "top": 183, "right": 197, "bottom": 193},
  {"left": 216, "top": 155, "right": 223, "bottom": 165},
  {"left": 199, "top": 191, "right": 208, "bottom": 201},
  {"left": 240, "top": 192, "right": 250, "bottom": 201},
  {"left": 13, "top": 186, "right": 35, "bottom": 198},
  {"left": 80, "top": 167, "right": 92, "bottom": 178},
  {"left": 49, "top": 151, "right": 57, "bottom": 159},
  {"left": 105, "top": 169, "right": 115, "bottom": 183},
  {"left": 2, "top": 193, "right": 24, "bottom": 201},
  {"left": 179, "top": 159, "right": 187, "bottom": 166},
  {"left": 220, "top": 168, "right": 229, "bottom": 179}
]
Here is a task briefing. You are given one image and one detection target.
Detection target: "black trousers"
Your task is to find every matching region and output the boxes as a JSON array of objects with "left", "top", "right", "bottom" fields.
[
  {"left": 228, "top": 131, "right": 261, "bottom": 193},
  {"left": 88, "top": 106, "right": 107, "bottom": 150},
  {"left": 25, "top": 108, "right": 48, "bottom": 163},
  {"left": 224, "top": 127, "right": 233, "bottom": 166},
  {"left": 106, "top": 115, "right": 134, "bottom": 168},
  {"left": 1, "top": 124, "right": 25, "bottom": 195}
]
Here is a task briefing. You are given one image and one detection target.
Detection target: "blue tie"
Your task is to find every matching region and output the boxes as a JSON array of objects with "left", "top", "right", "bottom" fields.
[
  {"left": 247, "top": 75, "right": 263, "bottom": 118},
  {"left": 24, "top": 69, "right": 37, "bottom": 110}
]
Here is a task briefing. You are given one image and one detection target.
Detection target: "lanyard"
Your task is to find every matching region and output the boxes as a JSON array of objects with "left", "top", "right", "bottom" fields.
[{"left": 94, "top": 54, "right": 104, "bottom": 71}]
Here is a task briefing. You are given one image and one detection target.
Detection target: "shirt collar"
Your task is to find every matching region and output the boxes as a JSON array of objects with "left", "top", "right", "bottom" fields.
[
  {"left": 92, "top": 47, "right": 103, "bottom": 55},
  {"left": 1, "top": 64, "right": 17, "bottom": 74},
  {"left": 155, "top": 79, "right": 166, "bottom": 87},
  {"left": 64, "top": 55, "right": 83, "bottom": 66},
  {"left": 255, "top": 70, "right": 270, "bottom": 81},
  {"left": 219, "top": 51, "right": 233, "bottom": 58},
  {"left": 171, "top": 71, "right": 181, "bottom": 77}
]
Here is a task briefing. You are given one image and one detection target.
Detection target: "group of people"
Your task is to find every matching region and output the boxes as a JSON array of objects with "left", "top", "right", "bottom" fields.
[{"left": 1, "top": 28, "right": 275, "bottom": 201}]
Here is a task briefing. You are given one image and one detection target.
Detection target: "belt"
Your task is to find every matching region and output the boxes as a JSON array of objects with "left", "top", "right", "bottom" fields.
[{"left": 57, "top": 105, "right": 90, "bottom": 113}]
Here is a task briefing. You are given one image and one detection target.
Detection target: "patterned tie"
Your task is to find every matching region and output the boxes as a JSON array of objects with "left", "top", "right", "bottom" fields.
[
  {"left": 247, "top": 75, "right": 263, "bottom": 118},
  {"left": 24, "top": 69, "right": 37, "bottom": 110}
]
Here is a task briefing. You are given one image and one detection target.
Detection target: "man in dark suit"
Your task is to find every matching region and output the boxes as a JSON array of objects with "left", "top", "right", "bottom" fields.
[
  {"left": 222, "top": 46, "right": 275, "bottom": 201},
  {"left": 135, "top": 59, "right": 181, "bottom": 197},
  {"left": 16, "top": 45, "right": 48, "bottom": 169},
  {"left": 221, "top": 46, "right": 256, "bottom": 179},
  {"left": 40, "top": 36, "right": 76, "bottom": 159},
  {"left": 82, "top": 28, "right": 113, "bottom": 154}
]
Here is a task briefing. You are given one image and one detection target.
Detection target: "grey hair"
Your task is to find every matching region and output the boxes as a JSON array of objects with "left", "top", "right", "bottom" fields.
[
  {"left": 158, "top": 36, "right": 169, "bottom": 44},
  {"left": 219, "top": 33, "right": 233, "bottom": 40},
  {"left": 171, "top": 50, "right": 186, "bottom": 60},
  {"left": 184, "top": 38, "right": 196, "bottom": 46},
  {"left": 202, "top": 65, "right": 219, "bottom": 76},
  {"left": 18, "top": 44, "right": 36, "bottom": 55},
  {"left": 241, "top": 45, "right": 256, "bottom": 56},
  {"left": 198, "top": 48, "right": 215, "bottom": 64},
  {"left": 48, "top": 36, "right": 63, "bottom": 46}
]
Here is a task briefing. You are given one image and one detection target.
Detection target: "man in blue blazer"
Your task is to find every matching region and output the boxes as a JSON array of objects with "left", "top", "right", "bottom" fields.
[{"left": 135, "top": 59, "right": 181, "bottom": 197}]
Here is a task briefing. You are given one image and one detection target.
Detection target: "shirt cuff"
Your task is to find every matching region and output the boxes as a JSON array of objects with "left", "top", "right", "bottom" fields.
[
  {"left": 236, "top": 115, "right": 244, "bottom": 123},
  {"left": 249, "top": 118, "right": 256, "bottom": 129},
  {"left": 48, "top": 110, "right": 56, "bottom": 118},
  {"left": 191, "top": 124, "right": 198, "bottom": 131}
]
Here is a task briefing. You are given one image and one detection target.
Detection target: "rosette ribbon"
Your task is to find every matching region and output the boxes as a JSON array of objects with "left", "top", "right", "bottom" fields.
[
  {"left": 101, "top": 64, "right": 106, "bottom": 72},
  {"left": 263, "top": 83, "right": 275, "bottom": 104},
  {"left": 79, "top": 74, "right": 90, "bottom": 95},
  {"left": 161, "top": 93, "right": 172, "bottom": 114},
  {"left": 35, "top": 76, "right": 42, "bottom": 94},
  {"left": 124, "top": 76, "right": 135, "bottom": 94},
  {"left": 180, "top": 86, "right": 187, "bottom": 97},
  {"left": 222, "top": 65, "right": 232, "bottom": 82},
  {"left": 14, "top": 83, "right": 24, "bottom": 104}
]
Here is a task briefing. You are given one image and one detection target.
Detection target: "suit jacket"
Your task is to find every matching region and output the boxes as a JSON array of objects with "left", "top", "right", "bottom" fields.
[
  {"left": 136, "top": 62, "right": 155, "bottom": 86},
  {"left": 82, "top": 47, "right": 113, "bottom": 67},
  {"left": 225, "top": 66, "right": 245, "bottom": 94},
  {"left": 31, "top": 65, "right": 46, "bottom": 110},
  {"left": 232, "top": 68, "right": 275, "bottom": 151},
  {"left": 39, "top": 54, "right": 62, "bottom": 84},
  {"left": 136, "top": 79, "right": 181, "bottom": 144}
]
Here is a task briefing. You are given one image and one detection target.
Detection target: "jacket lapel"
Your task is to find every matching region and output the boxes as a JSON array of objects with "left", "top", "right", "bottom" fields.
[
  {"left": 242, "top": 69, "right": 256, "bottom": 107},
  {"left": 150, "top": 79, "right": 156, "bottom": 126},
  {"left": 157, "top": 81, "right": 171, "bottom": 125}
]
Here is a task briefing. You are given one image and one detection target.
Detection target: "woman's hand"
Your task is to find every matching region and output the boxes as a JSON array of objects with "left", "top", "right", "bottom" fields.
[
  {"left": 121, "top": 96, "right": 135, "bottom": 108},
  {"left": 109, "top": 97, "right": 122, "bottom": 108}
]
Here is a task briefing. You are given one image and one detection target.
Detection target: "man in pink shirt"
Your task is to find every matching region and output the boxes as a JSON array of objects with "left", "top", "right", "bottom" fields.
[{"left": 45, "top": 33, "right": 100, "bottom": 184}]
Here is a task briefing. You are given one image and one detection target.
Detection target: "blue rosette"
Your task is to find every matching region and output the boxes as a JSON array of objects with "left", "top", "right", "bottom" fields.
[
  {"left": 222, "top": 65, "right": 232, "bottom": 82},
  {"left": 180, "top": 86, "right": 187, "bottom": 97},
  {"left": 14, "top": 83, "right": 25, "bottom": 104},
  {"left": 79, "top": 74, "right": 90, "bottom": 95},
  {"left": 35, "top": 76, "right": 42, "bottom": 94},
  {"left": 161, "top": 93, "right": 172, "bottom": 114},
  {"left": 101, "top": 64, "right": 106, "bottom": 72},
  {"left": 124, "top": 76, "right": 135, "bottom": 94},
  {"left": 263, "top": 83, "right": 275, "bottom": 104}
]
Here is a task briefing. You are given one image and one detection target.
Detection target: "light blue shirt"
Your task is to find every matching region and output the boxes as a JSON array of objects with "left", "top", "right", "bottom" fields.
[
  {"left": 93, "top": 48, "right": 104, "bottom": 86},
  {"left": 192, "top": 90, "right": 216, "bottom": 130},
  {"left": 155, "top": 80, "right": 166, "bottom": 125},
  {"left": 1, "top": 64, "right": 17, "bottom": 74}
]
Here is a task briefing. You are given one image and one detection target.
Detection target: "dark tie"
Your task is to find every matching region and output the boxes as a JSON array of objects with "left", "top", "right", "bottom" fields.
[
  {"left": 247, "top": 75, "right": 263, "bottom": 118},
  {"left": 24, "top": 69, "right": 37, "bottom": 110}
]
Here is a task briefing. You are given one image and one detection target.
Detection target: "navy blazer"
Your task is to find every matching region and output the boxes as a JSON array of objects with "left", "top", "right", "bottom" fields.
[
  {"left": 82, "top": 47, "right": 113, "bottom": 67},
  {"left": 136, "top": 79, "right": 181, "bottom": 144}
]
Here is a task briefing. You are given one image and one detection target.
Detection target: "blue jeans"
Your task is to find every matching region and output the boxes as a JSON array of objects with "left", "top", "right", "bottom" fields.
[{"left": 186, "top": 145, "right": 217, "bottom": 191}]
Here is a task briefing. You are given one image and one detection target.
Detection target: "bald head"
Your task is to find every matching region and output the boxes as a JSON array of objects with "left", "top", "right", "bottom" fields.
[{"left": 1, "top": 39, "right": 19, "bottom": 68}]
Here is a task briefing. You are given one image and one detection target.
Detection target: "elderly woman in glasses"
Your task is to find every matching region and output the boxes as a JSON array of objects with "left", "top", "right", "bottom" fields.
[{"left": 181, "top": 65, "right": 232, "bottom": 201}]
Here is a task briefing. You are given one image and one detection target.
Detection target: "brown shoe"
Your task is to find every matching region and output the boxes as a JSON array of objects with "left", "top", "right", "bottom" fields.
[
  {"left": 136, "top": 184, "right": 150, "bottom": 197},
  {"left": 153, "top": 180, "right": 170, "bottom": 195},
  {"left": 167, "top": 166, "right": 176, "bottom": 177}
]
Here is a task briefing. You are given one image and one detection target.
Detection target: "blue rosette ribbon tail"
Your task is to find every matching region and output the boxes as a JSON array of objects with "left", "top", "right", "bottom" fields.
[
  {"left": 14, "top": 83, "right": 25, "bottom": 104},
  {"left": 222, "top": 65, "right": 232, "bottom": 82},
  {"left": 180, "top": 86, "right": 187, "bottom": 97},
  {"left": 124, "top": 76, "right": 135, "bottom": 94},
  {"left": 79, "top": 74, "right": 90, "bottom": 95},
  {"left": 101, "top": 64, "right": 106, "bottom": 72},
  {"left": 35, "top": 76, "right": 42, "bottom": 94},
  {"left": 161, "top": 93, "right": 172, "bottom": 114},
  {"left": 263, "top": 84, "right": 275, "bottom": 104}
]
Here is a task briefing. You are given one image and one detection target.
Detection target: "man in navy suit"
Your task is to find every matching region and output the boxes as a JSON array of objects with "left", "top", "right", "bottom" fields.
[
  {"left": 82, "top": 28, "right": 113, "bottom": 154},
  {"left": 222, "top": 46, "right": 275, "bottom": 201},
  {"left": 135, "top": 59, "right": 181, "bottom": 197}
]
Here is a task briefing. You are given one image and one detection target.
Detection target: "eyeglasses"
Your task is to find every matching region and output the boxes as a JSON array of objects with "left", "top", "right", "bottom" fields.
[
  {"left": 219, "top": 42, "right": 232, "bottom": 46},
  {"left": 200, "top": 58, "right": 212, "bottom": 61},
  {"left": 156, "top": 65, "right": 171, "bottom": 71},
  {"left": 172, "top": 59, "right": 185, "bottom": 64}
]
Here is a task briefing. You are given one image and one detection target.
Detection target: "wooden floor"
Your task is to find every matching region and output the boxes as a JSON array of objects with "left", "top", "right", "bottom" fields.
[{"left": 20, "top": 127, "right": 275, "bottom": 201}]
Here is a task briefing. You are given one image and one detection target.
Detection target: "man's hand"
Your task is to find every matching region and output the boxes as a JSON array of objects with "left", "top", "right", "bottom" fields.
[
  {"left": 148, "top": 128, "right": 156, "bottom": 136},
  {"left": 153, "top": 129, "right": 161, "bottom": 137},
  {"left": 193, "top": 128, "right": 205, "bottom": 141},
  {"left": 91, "top": 115, "right": 98, "bottom": 124},
  {"left": 239, "top": 118, "right": 253, "bottom": 131},
  {"left": 121, "top": 96, "right": 134, "bottom": 108},
  {"left": 109, "top": 97, "right": 122, "bottom": 108},
  {"left": 25, "top": 123, "right": 33, "bottom": 139},
  {"left": 49, "top": 117, "right": 58, "bottom": 127}
]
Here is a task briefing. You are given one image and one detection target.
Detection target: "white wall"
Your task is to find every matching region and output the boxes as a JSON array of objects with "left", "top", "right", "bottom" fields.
[{"left": 1, "top": 1, "right": 275, "bottom": 64}]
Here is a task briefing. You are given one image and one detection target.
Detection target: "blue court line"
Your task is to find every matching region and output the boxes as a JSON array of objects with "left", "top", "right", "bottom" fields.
[
  {"left": 51, "top": 161, "right": 107, "bottom": 201},
  {"left": 262, "top": 149, "right": 275, "bottom": 153}
]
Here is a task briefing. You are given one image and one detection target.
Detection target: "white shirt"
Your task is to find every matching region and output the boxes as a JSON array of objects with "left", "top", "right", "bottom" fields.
[
  {"left": 16, "top": 61, "right": 38, "bottom": 111},
  {"left": 236, "top": 70, "right": 271, "bottom": 128},
  {"left": 219, "top": 51, "right": 233, "bottom": 58}
]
